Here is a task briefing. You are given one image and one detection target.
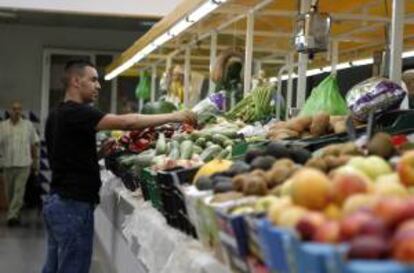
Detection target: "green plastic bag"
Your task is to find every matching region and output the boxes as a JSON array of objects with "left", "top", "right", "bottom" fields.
[
  {"left": 135, "top": 71, "right": 151, "bottom": 101},
  {"left": 300, "top": 74, "right": 348, "bottom": 116}
]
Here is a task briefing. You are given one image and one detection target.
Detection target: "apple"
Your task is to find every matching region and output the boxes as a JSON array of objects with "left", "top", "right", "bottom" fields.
[
  {"left": 373, "top": 197, "right": 407, "bottom": 228},
  {"left": 348, "top": 156, "right": 392, "bottom": 181},
  {"left": 396, "top": 219, "right": 414, "bottom": 234},
  {"left": 290, "top": 168, "right": 333, "bottom": 210},
  {"left": 330, "top": 166, "right": 372, "bottom": 205},
  {"left": 313, "top": 220, "right": 341, "bottom": 243},
  {"left": 340, "top": 210, "right": 376, "bottom": 241},
  {"left": 392, "top": 229, "right": 414, "bottom": 262},
  {"left": 255, "top": 195, "right": 280, "bottom": 212},
  {"left": 267, "top": 196, "right": 292, "bottom": 225},
  {"left": 397, "top": 151, "right": 414, "bottom": 187},
  {"left": 374, "top": 180, "right": 409, "bottom": 198},
  {"left": 277, "top": 206, "right": 307, "bottom": 228},
  {"left": 342, "top": 194, "right": 377, "bottom": 215},
  {"left": 323, "top": 203, "right": 342, "bottom": 220},
  {"left": 348, "top": 235, "right": 390, "bottom": 260},
  {"left": 296, "top": 211, "right": 327, "bottom": 241},
  {"left": 359, "top": 217, "right": 387, "bottom": 237}
]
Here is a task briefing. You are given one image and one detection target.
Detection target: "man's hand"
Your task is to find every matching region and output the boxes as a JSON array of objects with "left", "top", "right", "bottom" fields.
[
  {"left": 31, "top": 159, "right": 40, "bottom": 176},
  {"left": 174, "top": 110, "right": 197, "bottom": 126}
]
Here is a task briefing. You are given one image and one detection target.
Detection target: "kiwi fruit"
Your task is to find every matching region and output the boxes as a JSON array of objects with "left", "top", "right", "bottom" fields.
[
  {"left": 305, "top": 157, "right": 328, "bottom": 172},
  {"left": 367, "top": 132, "right": 395, "bottom": 158}
]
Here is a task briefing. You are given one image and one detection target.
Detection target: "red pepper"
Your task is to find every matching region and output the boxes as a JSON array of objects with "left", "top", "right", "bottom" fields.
[
  {"left": 135, "top": 138, "right": 151, "bottom": 151},
  {"left": 392, "top": 135, "right": 408, "bottom": 147}
]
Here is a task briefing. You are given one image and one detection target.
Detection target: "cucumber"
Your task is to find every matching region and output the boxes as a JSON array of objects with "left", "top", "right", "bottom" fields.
[
  {"left": 180, "top": 140, "right": 193, "bottom": 160},
  {"left": 156, "top": 133, "right": 167, "bottom": 155},
  {"left": 217, "top": 146, "right": 232, "bottom": 160},
  {"left": 195, "top": 137, "right": 207, "bottom": 148},
  {"left": 190, "top": 131, "right": 203, "bottom": 141},
  {"left": 212, "top": 134, "right": 232, "bottom": 146},
  {"left": 169, "top": 141, "right": 180, "bottom": 160},
  {"left": 192, "top": 145, "right": 203, "bottom": 155},
  {"left": 206, "top": 141, "right": 215, "bottom": 148},
  {"left": 200, "top": 145, "right": 222, "bottom": 162}
]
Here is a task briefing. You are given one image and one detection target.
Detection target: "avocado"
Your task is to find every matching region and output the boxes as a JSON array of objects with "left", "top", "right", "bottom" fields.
[
  {"left": 228, "top": 161, "right": 251, "bottom": 176},
  {"left": 195, "top": 176, "right": 213, "bottom": 191},
  {"left": 289, "top": 147, "right": 312, "bottom": 164},
  {"left": 213, "top": 178, "right": 234, "bottom": 193},
  {"left": 265, "top": 142, "right": 291, "bottom": 159},
  {"left": 245, "top": 148, "right": 264, "bottom": 164},
  {"left": 250, "top": 156, "right": 276, "bottom": 171}
]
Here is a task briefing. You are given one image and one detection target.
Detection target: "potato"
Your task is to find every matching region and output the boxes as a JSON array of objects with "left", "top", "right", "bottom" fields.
[
  {"left": 305, "top": 157, "right": 328, "bottom": 172},
  {"left": 339, "top": 143, "right": 362, "bottom": 156},
  {"left": 321, "top": 144, "right": 342, "bottom": 157},
  {"left": 273, "top": 158, "right": 295, "bottom": 169},
  {"left": 310, "top": 112, "right": 330, "bottom": 136}
]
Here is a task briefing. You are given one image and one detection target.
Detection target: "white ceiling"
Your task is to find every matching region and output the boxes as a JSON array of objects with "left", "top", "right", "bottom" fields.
[{"left": 0, "top": 0, "right": 182, "bottom": 17}]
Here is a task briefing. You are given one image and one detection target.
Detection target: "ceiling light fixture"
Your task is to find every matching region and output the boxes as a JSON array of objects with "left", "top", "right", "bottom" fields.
[{"left": 105, "top": 0, "right": 227, "bottom": 80}]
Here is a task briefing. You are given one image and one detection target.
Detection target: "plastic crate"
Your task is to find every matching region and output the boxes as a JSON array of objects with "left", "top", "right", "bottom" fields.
[
  {"left": 244, "top": 213, "right": 266, "bottom": 262},
  {"left": 257, "top": 219, "right": 300, "bottom": 273},
  {"left": 222, "top": 244, "right": 251, "bottom": 273},
  {"left": 246, "top": 256, "right": 273, "bottom": 273},
  {"left": 344, "top": 260, "right": 412, "bottom": 273},
  {"left": 297, "top": 243, "right": 347, "bottom": 273},
  {"left": 157, "top": 167, "right": 200, "bottom": 236},
  {"left": 141, "top": 168, "right": 163, "bottom": 211}
]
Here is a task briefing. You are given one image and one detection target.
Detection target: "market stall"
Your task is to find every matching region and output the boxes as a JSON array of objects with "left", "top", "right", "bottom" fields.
[{"left": 98, "top": 1, "right": 414, "bottom": 273}]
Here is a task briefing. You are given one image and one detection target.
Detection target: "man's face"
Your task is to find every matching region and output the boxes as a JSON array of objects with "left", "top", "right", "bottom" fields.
[
  {"left": 78, "top": 66, "right": 101, "bottom": 104},
  {"left": 10, "top": 102, "right": 22, "bottom": 121}
]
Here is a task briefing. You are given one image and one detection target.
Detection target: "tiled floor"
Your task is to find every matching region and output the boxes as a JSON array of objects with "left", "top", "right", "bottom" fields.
[{"left": 0, "top": 208, "right": 107, "bottom": 273}]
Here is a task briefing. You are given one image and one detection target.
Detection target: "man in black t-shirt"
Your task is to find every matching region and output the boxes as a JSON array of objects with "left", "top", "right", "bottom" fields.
[{"left": 42, "top": 60, "right": 196, "bottom": 273}]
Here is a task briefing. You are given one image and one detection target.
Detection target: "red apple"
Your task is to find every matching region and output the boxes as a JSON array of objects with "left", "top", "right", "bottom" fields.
[
  {"left": 296, "top": 212, "right": 327, "bottom": 241},
  {"left": 399, "top": 197, "right": 414, "bottom": 224},
  {"left": 313, "top": 220, "right": 341, "bottom": 243},
  {"left": 396, "top": 219, "right": 414, "bottom": 234},
  {"left": 331, "top": 167, "right": 371, "bottom": 205},
  {"left": 348, "top": 235, "right": 390, "bottom": 260},
  {"left": 373, "top": 197, "right": 407, "bottom": 229},
  {"left": 397, "top": 151, "right": 414, "bottom": 187},
  {"left": 392, "top": 229, "right": 414, "bottom": 262},
  {"left": 359, "top": 217, "right": 387, "bottom": 238},
  {"left": 340, "top": 211, "right": 375, "bottom": 241}
]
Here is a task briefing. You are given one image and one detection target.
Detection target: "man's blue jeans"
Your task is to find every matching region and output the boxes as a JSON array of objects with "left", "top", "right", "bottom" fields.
[{"left": 42, "top": 194, "right": 95, "bottom": 273}]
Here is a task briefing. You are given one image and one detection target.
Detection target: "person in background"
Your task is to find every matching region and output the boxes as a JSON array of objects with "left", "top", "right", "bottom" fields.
[
  {"left": 0, "top": 101, "right": 40, "bottom": 226},
  {"left": 42, "top": 60, "right": 196, "bottom": 273},
  {"left": 402, "top": 70, "right": 414, "bottom": 109}
]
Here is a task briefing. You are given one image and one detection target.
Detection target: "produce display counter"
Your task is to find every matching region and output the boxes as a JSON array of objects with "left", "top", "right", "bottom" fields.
[{"left": 95, "top": 169, "right": 231, "bottom": 273}]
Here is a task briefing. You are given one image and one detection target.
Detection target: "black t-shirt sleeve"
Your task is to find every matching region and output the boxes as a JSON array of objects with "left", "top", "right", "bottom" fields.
[{"left": 68, "top": 105, "right": 106, "bottom": 131}]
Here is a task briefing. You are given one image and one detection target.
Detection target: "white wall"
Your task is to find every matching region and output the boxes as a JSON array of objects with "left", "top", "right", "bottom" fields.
[
  {"left": 0, "top": 23, "right": 141, "bottom": 115},
  {"left": 0, "top": 0, "right": 181, "bottom": 17}
]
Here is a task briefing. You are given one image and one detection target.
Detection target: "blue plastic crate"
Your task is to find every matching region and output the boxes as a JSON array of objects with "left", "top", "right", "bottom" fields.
[
  {"left": 244, "top": 213, "right": 266, "bottom": 262},
  {"left": 344, "top": 260, "right": 411, "bottom": 273},
  {"left": 298, "top": 243, "right": 347, "bottom": 273},
  {"left": 257, "top": 219, "right": 300, "bottom": 273},
  {"left": 215, "top": 209, "right": 249, "bottom": 257}
]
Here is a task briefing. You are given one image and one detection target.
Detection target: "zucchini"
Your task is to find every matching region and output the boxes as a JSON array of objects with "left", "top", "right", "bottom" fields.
[
  {"left": 212, "top": 134, "right": 232, "bottom": 146},
  {"left": 155, "top": 133, "right": 167, "bottom": 155},
  {"left": 200, "top": 145, "right": 222, "bottom": 162},
  {"left": 192, "top": 145, "right": 203, "bottom": 155},
  {"left": 169, "top": 141, "right": 180, "bottom": 160},
  {"left": 205, "top": 141, "right": 215, "bottom": 148},
  {"left": 217, "top": 146, "right": 232, "bottom": 160},
  {"left": 180, "top": 140, "right": 193, "bottom": 159},
  {"left": 195, "top": 137, "right": 207, "bottom": 148}
]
